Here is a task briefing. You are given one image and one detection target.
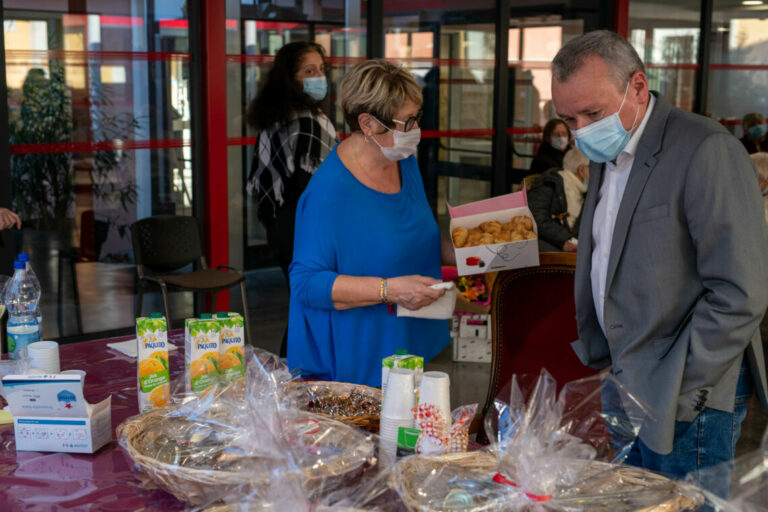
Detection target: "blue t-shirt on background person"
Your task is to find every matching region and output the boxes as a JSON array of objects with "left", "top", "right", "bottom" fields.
[{"left": 287, "top": 146, "right": 450, "bottom": 386}]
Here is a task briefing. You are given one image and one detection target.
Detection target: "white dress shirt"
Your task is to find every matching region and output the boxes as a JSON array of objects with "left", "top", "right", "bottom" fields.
[{"left": 591, "top": 94, "right": 656, "bottom": 335}]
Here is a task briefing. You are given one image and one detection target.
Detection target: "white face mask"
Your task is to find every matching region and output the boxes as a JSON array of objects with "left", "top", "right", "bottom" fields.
[
  {"left": 369, "top": 116, "right": 421, "bottom": 161},
  {"left": 550, "top": 136, "right": 569, "bottom": 151}
]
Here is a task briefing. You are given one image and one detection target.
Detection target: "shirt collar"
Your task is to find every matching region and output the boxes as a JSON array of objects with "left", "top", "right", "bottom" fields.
[{"left": 621, "top": 93, "right": 656, "bottom": 159}]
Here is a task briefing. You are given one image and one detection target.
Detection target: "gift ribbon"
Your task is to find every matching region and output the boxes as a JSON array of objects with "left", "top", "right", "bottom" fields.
[{"left": 492, "top": 473, "right": 552, "bottom": 502}]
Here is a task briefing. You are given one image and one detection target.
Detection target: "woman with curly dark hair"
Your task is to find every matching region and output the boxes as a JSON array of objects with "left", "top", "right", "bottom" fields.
[{"left": 246, "top": 41, "right": 338, "bottom": 356}]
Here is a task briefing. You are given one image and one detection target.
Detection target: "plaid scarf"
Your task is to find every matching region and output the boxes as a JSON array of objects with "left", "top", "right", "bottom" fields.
[{"left": 247, "top": 110, "right": 337, "bottom": 222}]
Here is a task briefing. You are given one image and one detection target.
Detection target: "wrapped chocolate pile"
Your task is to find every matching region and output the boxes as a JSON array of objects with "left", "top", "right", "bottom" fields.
[
  {"left": 117, "top": 347, "right": 378, "bottom": 510},
  {"left": 390, "top": 369, "right": 706, "bottom": 511}
]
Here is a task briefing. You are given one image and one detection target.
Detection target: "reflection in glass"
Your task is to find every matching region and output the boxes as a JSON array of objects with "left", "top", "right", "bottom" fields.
[{"left": 4, "top": 4, "right": 193, "bottom": 338}]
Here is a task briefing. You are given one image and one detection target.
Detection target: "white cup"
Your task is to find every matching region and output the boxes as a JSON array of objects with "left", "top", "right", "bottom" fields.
[
  {"left": 27, "top": 341, "right": 60, "bottom": 374},
  {"left": 379, "top": 415, "right": 414, "bottom": 443},
  {"left": 418, "top": 371, "right": 451, "bottom": 423},
  {"left": 382, "top": 368, "right": 415, "bottom": 419}
]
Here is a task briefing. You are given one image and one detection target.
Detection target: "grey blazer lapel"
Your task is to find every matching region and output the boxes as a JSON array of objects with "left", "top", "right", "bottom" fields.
[{"left": 605, "top": 93, "right": 670, "bottom": 294}]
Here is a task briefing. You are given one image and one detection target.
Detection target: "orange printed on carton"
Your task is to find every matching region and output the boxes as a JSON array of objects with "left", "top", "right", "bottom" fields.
[
  {"left": 215, "top": 312, "right": 245, "bottom": 384},
  {"left": 185, "top": 315, "right": 220, "bottom": 394},
  {"left": 136, "top": 314, "right": 170, "bottom": 413}
]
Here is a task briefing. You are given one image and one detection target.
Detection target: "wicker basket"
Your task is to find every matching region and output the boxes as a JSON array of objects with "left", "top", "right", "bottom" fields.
[
  {"left": 118, "top": 406, "right": 375, "bottom": 506},
  {"left": 289, "top": 381, "right": 382, "bottom": 434},
  {"left": 391, "top": 452, "right": 704, "bottom": 512}
]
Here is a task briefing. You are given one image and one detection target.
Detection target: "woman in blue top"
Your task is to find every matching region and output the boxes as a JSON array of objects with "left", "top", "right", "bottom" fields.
[{"left": 287, "top": 60, "right": 454, "bottom": 386}]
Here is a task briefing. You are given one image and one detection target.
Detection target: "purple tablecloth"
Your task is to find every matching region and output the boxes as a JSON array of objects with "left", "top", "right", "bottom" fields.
[{"left": 0, "top": 332, "right": 187, "bottom": 511}]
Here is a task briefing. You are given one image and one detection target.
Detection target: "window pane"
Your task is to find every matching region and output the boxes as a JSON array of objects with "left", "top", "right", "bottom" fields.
[
  {"left": 628, "top": 0, "right": 700, "bottom": 111},
  {"left": 5, "top": 2, "right": 193, "bottom": 338},
  {"left": 708, "top": 2, "right": 768, "bottom": 132}
]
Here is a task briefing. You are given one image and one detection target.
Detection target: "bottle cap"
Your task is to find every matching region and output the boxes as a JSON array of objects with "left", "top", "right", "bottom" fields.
[
  {"left": 18, "top": 253, "right": 30, "bottom": 262},
  {"left": 216, "top": 312, "right": 229, "bottom": 318},
  {"left": 13, "top": 261, "right": 25, "bottom": 270},
  {"left": 149, "top": 312, "right": 163, "bottom": 319},
  {"left": 200, "top": 313, "right": 212, "bottom": 319},
  {"left": 395, "top": 348, "right": 408, "bottom": 356}
]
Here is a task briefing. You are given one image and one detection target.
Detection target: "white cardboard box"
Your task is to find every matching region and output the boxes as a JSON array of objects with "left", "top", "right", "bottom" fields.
[
  {"left": 449, "top": 189, "right": 540, "bottom": 276},
  {"left": 2, "top": 374, "right": 112, "bottom": 453},
  {"left": 452, "top": 315, "right": 492, "bottom": 363}
]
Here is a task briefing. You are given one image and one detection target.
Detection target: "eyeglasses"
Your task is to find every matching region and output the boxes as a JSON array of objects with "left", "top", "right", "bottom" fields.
[{"left": 392, "top": 110, "right": 423, "bottom": 132}]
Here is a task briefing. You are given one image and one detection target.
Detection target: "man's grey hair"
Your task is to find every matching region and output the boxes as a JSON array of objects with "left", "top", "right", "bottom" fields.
[{"left": 552, "top": 30, "right": 645, "bottom": 90}]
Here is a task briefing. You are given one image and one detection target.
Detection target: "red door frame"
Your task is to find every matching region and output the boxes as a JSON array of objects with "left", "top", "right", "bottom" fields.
[
  {"left": 613, "top": 0, "right": 629, "bottom": 38},
  {"left": 200, "top": 0, "right": 230, "bottom": 311}
]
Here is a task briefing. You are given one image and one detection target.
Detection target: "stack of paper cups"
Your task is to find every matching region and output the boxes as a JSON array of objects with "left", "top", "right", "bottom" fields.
[
  {"left": 27, "top": 341, "right": 60, "bottom": 374},
  {"left": 380, "top": 368, "right": 415, "bottom": 447},
  {"left": 418, "top": 371, "right": 451, "bottom": 423}
]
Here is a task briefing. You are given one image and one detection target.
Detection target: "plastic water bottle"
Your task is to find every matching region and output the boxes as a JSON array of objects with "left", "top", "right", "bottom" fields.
[
  {"left": 6, "top": 260, "right": 41, "bottom": 359},
  {"left": 17, "top": 253, "right": 42, "bottom": 336}
]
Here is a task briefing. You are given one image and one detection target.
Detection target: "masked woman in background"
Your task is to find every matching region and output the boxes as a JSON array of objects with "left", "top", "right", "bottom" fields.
[
  {"left": 246, "top": 41, "right": 338, "bottom": 357},
  {"left": 287, "top": 60, "right": 454, "bottom": 386},
  {"left": 530, "top": 118, "right": 571, "bottom": 174},
  {"left": 740, "top": 112, "right": 768, "bottom": 154}
]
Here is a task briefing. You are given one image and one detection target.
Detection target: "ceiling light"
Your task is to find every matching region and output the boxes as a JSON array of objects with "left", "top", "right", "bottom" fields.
[{"left": 742, "top": 0, "right": 763, "bottom": 5}]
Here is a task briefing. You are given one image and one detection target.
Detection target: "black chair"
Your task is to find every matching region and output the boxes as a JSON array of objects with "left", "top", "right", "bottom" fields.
[{"left": 130, "top": 215, "right": 251, "bottom": 342}]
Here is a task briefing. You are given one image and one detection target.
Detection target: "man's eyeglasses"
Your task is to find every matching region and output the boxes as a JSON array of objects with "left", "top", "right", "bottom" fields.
[{"left": 392, "top": 111, "right": 423, "bottom": 132}]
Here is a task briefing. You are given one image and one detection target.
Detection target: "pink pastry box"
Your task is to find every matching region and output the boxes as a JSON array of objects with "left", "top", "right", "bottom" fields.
[{"left": 448, "top": 189, "right": 540, "bottom": 276}]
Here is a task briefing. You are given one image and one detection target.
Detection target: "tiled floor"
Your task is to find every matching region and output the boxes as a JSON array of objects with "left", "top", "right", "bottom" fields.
[{"left": 30, "top": 261, "right": 768, "bottom": 458}]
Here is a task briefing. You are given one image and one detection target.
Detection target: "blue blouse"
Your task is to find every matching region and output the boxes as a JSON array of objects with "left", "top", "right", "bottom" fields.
[{"left": 287, "top": 146, "right": 449, "bottom": 386}]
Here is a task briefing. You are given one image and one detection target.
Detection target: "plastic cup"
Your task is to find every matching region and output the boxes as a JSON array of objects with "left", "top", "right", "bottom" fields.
[
  {"left": 379, "top": 416, "right": 414, "bottom": 448},
  {"left": 381, "top": 368, "right": 415, "bottom": 419},
  {"left": 27, "top": 341, "right": 60, "bottom": 374},
  {"left": 418, "top": 371, "right": 451, "bottom": 423}
]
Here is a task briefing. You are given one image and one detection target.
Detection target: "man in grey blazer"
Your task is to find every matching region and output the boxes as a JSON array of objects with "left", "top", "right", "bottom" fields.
[{"left": 551, "top": 30, "right": 768, "bottom": 496}]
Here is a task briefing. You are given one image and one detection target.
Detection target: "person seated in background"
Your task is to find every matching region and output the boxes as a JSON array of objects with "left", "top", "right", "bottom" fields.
[
  {"left": 751, "top": 152, "right": 768, "bottom": 224},
  {"left": 287, "top": 60, "right": 453, "bottom": 387},
  {"left": 530, "top": 118, "right": 571, "bottom": 173},
  {"left": 740, "top": 112, "right": 768, "bottom": 154},
  {"left": 0, "top": 208, "right": 21, "bottom": 231},
  {"left": 527, "top": 147, "right": 589, "bottom": 253}
]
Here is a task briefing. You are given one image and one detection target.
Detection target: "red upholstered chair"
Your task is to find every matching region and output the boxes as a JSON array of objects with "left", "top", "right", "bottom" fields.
[{"left": 474, "top": 252, "right": 598, "bottom": 437}]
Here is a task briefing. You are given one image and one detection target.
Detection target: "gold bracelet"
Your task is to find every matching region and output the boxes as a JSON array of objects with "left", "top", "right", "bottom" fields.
[{"left": 379, "top": 278, "right": 388, "bottom": 303}]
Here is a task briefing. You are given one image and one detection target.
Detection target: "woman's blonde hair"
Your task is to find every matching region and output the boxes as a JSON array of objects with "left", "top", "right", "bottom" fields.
[
  {"left": 751, "top": 152, "right": 768, "bottom": 181},
  {"left": 339, "top": 59, "right": 422, "bottom": 132}
]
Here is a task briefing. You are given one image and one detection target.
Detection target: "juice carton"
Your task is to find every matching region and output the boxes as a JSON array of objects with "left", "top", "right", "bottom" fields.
[
  {"left": 382, "top": 350, "right": 424, "bottom": 399},
  {"left": 184, "top": 314, "right": 221, "bottom": 394},
  {"left": 216, "top": 312, "right": 245, "bottom": 383},
  {"left": 136, "top": 313, "right": 170, "bottom": 413}
]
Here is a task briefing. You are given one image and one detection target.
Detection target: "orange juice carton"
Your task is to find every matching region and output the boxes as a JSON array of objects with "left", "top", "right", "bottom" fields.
[
  {"left": 184, "top": 314, "right": 220, "bottom": 394},
  {"left": 215, "top": 312, "right": 245, "bottom": 384},
  {"left": 448, "top": 189, "right": 539, "bottom": 276},
  {"left": 136, "top": 313, "right": 170, "bottom": 413}
]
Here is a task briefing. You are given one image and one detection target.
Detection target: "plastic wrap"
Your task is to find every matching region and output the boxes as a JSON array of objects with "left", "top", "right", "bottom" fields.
[
  {"left": 117, "top": 346, "right": 376, "bottom": 509},
  {"left": 687, "top": 426, "right": 768, "bottom": 512},
  {"left": 390, "top": 369, "right": 704, "bottom": 511}
]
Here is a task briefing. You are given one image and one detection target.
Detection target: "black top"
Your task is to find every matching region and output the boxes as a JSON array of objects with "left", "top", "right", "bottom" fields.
[
  {"left": 527, "top": 168, "right": 581, "bottom": 250},
  {"left": 530, "top": 141, "right": 566, "bottom": 174},
  {"left": 740, "top": 137, "right": 768, "bottom": 155}
]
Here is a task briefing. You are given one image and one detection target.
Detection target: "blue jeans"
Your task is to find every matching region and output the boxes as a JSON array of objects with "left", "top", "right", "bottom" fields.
[{"left": 623, "top": 361, "right": 752, "bottom": 500}]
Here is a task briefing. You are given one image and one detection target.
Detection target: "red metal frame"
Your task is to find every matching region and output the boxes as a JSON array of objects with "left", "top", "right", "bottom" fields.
[
  {"left": 612, "top": 0, "right": 629, "bottom": 38},
  {"left": 201, "top": 0, "right": 230, "bottom": 311}
]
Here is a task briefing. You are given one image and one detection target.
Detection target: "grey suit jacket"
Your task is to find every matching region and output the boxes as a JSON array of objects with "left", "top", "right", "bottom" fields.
[{"left": 571, "top": 92, "right": 768, "bottom": 454}]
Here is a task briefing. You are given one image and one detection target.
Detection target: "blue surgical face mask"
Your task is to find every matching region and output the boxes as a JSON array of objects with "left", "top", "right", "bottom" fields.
[
  {"left": 303, "top": 76, "right": 327, "bottom": 101},
  {"left": 749, "top": 124, "right": 767, "bottom": 140},
  {"left": 571, "top": 83, "right": 640, "bottom": 163},
  {"left": 583, "top": 178, "right": 589, "bottom": 189}
]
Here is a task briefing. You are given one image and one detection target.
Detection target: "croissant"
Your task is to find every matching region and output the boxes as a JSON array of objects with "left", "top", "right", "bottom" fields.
[{"left": 452, "top": 227, "right": 469, "bottom": 248}]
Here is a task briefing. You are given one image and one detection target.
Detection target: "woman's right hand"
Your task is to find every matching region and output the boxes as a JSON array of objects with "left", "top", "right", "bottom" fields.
[{"left": 387, "top": 275, "right": 445, "bottom": 310}]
